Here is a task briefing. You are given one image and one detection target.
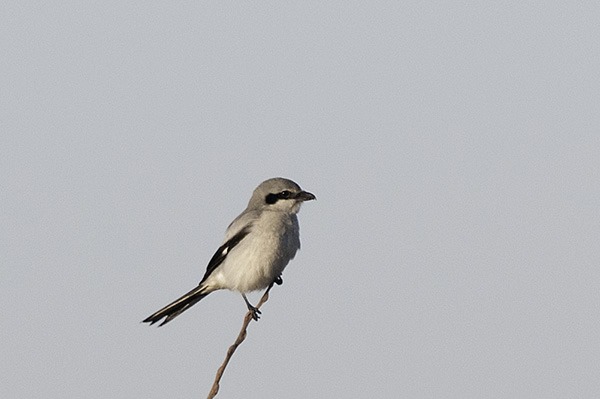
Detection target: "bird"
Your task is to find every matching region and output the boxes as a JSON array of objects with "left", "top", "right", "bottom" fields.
[{"left": 142, "top": 177, "right": 315, "bottom": 326}]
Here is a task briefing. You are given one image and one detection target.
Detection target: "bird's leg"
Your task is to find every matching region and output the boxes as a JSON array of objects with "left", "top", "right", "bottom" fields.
[
  {"left": 274, "top": 275, "right": 283, "bottom": 285},
  {"left": 242, "top": 293, "right": 261, "bottom": 321}
]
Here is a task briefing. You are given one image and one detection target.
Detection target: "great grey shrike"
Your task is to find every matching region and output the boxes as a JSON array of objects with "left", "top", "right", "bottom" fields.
[{"left": 142, "top": 177, "right": 315, "bottom": 326}]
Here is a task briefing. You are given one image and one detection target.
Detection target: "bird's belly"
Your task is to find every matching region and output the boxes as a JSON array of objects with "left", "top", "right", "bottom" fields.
[{"left": 214, "top": 232, "right": 297, "bottom": 293}]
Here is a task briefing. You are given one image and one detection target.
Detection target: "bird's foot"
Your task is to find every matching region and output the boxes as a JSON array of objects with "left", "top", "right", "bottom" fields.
[
  {"left": 247, "top": 304, "right": 261, "bottom": 321},
  {"left": 242, "top": 293, "right": 262, "bottom": 321}
]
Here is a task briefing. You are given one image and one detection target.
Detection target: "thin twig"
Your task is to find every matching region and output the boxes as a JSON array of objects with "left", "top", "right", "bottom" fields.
[{"left": 206, "top": 284, "right": 274, "bottom": 399}]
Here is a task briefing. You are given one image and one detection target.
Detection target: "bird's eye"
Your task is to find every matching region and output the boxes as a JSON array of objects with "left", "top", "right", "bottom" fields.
[{"left": 279, "top": 190, "right": 291, "bottom": 199}]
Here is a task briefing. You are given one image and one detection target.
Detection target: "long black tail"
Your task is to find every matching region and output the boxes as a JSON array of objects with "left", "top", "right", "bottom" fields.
[{"left": 143, "top": 285, "right": 209, "bottom": 326}]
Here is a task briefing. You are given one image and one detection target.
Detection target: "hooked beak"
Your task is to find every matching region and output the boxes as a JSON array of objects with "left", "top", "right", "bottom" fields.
[{"left": 294, "top": 190, "right": 316, "bottom": 202}]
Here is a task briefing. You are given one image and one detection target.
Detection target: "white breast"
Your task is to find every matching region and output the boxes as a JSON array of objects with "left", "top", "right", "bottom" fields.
[{"left": 209, "top": 212, "right": 300, "bottom": 293}]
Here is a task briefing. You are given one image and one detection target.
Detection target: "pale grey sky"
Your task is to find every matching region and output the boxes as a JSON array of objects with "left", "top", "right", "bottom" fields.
[{"left": 2, "top": 2, "right": 600, "bottom": 398}]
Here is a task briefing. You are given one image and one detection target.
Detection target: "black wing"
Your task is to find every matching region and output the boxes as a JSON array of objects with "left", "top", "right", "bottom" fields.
[{"left": 199, "top": 225, "right": 252, "bottom": 284}]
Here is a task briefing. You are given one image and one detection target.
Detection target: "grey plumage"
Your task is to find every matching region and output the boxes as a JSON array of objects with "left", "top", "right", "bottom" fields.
[{"left": 142, "top": 177, "right": 315, "bottom": 326}]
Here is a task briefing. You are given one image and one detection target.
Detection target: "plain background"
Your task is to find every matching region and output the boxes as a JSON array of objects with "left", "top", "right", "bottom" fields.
[{"left": 2, "top": 2, "right": 599, "bottom": 398}]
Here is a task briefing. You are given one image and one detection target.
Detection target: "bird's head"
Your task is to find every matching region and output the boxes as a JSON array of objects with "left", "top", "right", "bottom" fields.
[{"left": 248, "top": 177, "right": 316, "bottom": 214}]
